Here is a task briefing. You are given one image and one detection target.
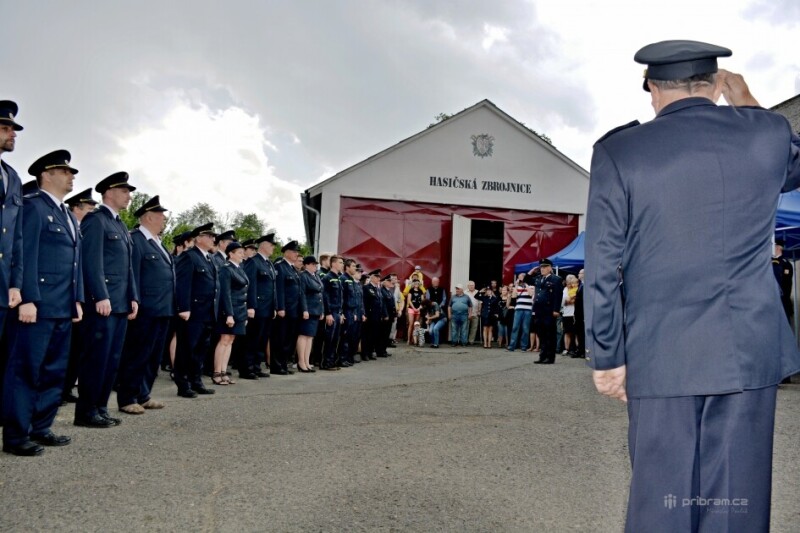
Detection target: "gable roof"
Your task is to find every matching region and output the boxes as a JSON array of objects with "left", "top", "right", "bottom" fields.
[
  {"left": 772, "top": 93, "right": 800, "bottom": 133},
  {"left": 305, "top": 99, "right": 588, "bottom": 197}
]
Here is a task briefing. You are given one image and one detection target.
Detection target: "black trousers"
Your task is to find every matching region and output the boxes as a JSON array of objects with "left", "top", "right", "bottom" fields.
[
  {"left": 362, "top": 318, "right": 382, "bottom": 358},
  {"left": 243, "top": 315, "right": 272, "bottom": 373},
  {"left": 338, "top": 311, "right": 361, "bottom": 363},
  {"left": 310, "top": 314, "right": 326, "bottom": 366},
  {"left": 61, "top": 320, "right": 83, "bottom": 398},
  {"left": 574, "top": 317, "right": 585, "bottom": 356},
  {"left": 77, "top": 312, "right": 128, "bottom": 419},
  {"left": 323, "top": 312, "right": 342, "bottom": 367},
  {"left": 2, "top": 317, "right": 71, "bottom": 446},
  {"left": 174, "top": 318, "right": 214, "bottom": 392},
  {"left": 535, "top": 314, "right": 557, "bottom": 362},
  {"left": 271, "top": 315, "right": 299, "bottom": 372},
  {"left": 376, "top": 319, "right": 392, "bottom": 356},
  {"left": 117, "top": 314, "right": 170, "bottom": 406}
]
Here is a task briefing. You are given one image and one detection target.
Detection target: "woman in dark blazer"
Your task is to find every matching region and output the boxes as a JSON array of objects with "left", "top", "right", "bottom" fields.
[
  {"left": 212, "top": 242, "right": 251, "bottom": 385},
  {"left": 297, "top": 256, "right": 323, "bottom": 372}
]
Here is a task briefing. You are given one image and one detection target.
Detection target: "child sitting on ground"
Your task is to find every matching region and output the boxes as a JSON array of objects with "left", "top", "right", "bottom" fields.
[{"left": 411, "top": 321, "right": 427, "bottom": 347}]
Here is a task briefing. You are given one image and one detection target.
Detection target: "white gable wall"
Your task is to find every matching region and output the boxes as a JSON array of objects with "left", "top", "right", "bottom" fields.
[{"left": 309, "top": 103, "right": 589, "bottom": 252}]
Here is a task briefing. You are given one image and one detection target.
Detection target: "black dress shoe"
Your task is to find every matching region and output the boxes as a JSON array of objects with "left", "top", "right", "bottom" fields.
[
  {"left": 178, "top": 389, "right": 198, "bottom": 398},
  {"left": 320, "top": 366, "right": 340, "bottom": 371},
  {"left": 533, "top": 359, "right": 546, "bottom": 364},
  {"left": 62, "top": 392, "right": 79, "bottom": 403},
  {"left": 340, "top": 361, "right": 353, "bottom": 368},
  {"left": 376, "top": 354, "right": 388, "bottom": 358},
  {"left": 74, "top": 415, "right": 114, "bottom": 428},
  {"left": 254, "top": 370, "right": 270, "bottom": 378},
  {"left": 3, "top": 441, "right": 44, "bottom": 456},
  {"left": 272, "top": 369, "right": 289, "bottom": 375},
  {"left": 570, "top": 352, "right": 585, "bottom": 359},
  {"left": 239, "top": 372, "right": 259, "bottom": 380},
  {"left": 192, "top": 386, "right": 216, "bottom": 395},
  {"left": 100, "top": 414, "right": 122, "bottom": 426},
  {"left": 32, "top": 432, "right": 71, "bottom": 447}
]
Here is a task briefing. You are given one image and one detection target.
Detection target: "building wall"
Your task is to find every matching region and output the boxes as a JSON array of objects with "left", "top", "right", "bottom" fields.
[
  {"left": 337, "top": 197, "right": 578, "bottom": 289},
  {"left": 310, "top": 104, "right": 590, "bottom": 254}
]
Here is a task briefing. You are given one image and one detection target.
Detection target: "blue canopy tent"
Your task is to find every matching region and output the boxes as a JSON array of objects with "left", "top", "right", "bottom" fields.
[
  {"left": 514, "top": 231, "right": 585, "bottom": 275},
  {"left": 775, "top": 190, "right": 800, "bottom": 253}
]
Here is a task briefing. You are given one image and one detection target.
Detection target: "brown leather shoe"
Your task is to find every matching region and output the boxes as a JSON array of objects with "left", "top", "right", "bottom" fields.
[
  {"left": 141, "top": 399, "right": 165, "bottom": 409},
  {"left": 120, "top": 403, "right": 146, "bottom": 415}
]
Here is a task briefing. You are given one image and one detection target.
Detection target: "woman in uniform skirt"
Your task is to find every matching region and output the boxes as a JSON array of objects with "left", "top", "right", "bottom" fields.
[
  {"left": 212, "top": 242, "right": 252, "bottom": 385},
  {"left": 296, "top": 256, "right": 323, "bottom": 373}
]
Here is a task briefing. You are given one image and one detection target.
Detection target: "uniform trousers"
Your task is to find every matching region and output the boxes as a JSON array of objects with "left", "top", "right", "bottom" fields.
[
  {"left": 243, "top": 315, "right": 272, "bottom": 373},
  {"left": 310, "top": 315, "right": 326, "bottom": 367},
  {"left": 339, "top": 311, "right": 361, "bottom": 363},
  {"left": 0, "top": 307, "right": 9, "bottom": 418},
  {"left": 625, "top": 386, "right": 777, "bottom": 533},
  {"left": 535, "top": 312, "right": 557, "bottom": 361},
  {"left": 117, "top": 314, "right": 170, "bottom": 407},
  {"left": 3, "top": 317, "right": 71, "bottom": 446},
  {"left": 362, "top": 318, "right": 381, "bottom": 358},
  {"left": 323, "top": 312, "right": 342, "bottom": 367},
  {"left": 271, "top": 315, "right": 299, "bottom": 372},
  {"left": 77, "top": 312, "right": 128, "bottom": 419},
  {"left": 377, "top": 319, "right": 392, "bottom": 356},
  {"left": 61, "top": 320, "right": 84, "bottom": 399},
  {"left": 174, "top": 318, "right": 214, "bottom": 392}
]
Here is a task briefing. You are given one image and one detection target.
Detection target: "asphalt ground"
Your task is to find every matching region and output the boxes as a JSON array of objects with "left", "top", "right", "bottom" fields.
[{"left": 0, "top": 345, "right": 797, "bottom": 532}]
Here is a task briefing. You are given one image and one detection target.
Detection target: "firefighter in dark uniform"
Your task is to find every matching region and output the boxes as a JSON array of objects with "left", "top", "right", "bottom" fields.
[
  {"left": 241, "top": 233, "right": 277, "bottom": 379},
  {"left": 60, "top": 188, "right": 98, "bottom": 404},
  {"left": 378, "top": 274, "right": 396, "bottom": 357},
  {"left": 338, "top": 259, "right": 363, "bottom": 365},
  {"left": 361, "top": 269, "right": 383, "bottom": 360},
  {"left": 206, "top": 230, "right": 235, "bottom": 374},
  {"left": 772, "top": 238, "right": 793, "bottom": 324},
  {"left": 174, "top": 223, "right": 219, "bottom": 398},
  {"left": 533, "top": 258, "right": 562, "bottom": 364},
  {"left": 116, "top": 195, "right": 174, "bottom": 414},
  {"left": 75, "top": 172, "right": 139, "bottom": 428},
  {"left": 0, "top": 102, "right": 25, "bottom": 422},
  {"left": 272, "top": 240, "right": 301, "bottom": 375},
  {"left": 2, "top": 150, "right": 83, "bottom": 456},
  {"left": 321, "top": 255, "right": 345, "bottom": 369}
]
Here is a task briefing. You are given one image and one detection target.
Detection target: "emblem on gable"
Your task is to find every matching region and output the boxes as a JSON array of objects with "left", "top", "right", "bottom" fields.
[{"left": 471, "top": 133, "right": 494, "bottom": 158}]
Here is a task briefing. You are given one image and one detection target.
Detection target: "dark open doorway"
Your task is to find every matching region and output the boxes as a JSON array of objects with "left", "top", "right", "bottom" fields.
[{"left": 469, "top": 219, "right": 504, "bottom": 289}]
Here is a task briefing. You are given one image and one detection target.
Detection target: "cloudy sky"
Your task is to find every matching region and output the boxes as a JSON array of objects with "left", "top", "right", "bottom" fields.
[{"left": 3, "top": 0, "right": 798, "bottom": 241}]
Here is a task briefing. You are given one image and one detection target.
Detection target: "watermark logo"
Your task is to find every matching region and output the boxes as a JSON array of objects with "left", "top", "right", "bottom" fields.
[
  {"left": 664, "top": 494, "right": 677, "bottom": 509},
  {"left": 663, "top": 494, "right": 748, "bottom": 514}
]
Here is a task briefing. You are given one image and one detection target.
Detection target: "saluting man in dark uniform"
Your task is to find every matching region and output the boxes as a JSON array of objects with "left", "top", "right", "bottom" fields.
[
  {"left": 772, "top": 238, "right": 793, "bottom": 323},
  {"left": 241, "top": 233, "right": 277, "bottom": 379},
  {"left": 61, "top": 188, "right": 98, "bottom": 405},
  {"left": 3, "top": 150, "right": 83, "bottom": 456},
  {"left": 272, "top": 240, "right": 302, "bottom": 375},
  {"left": 0, "top": 101, "right": 25, "bottom": 419},
  {"left": 533, "top": 258, "right": 562, "bottom": 364},
  {"left": 116, "top": 196, "right": 174, "bottom": 414},
  {"left": 585, "top": 41, "right": 800, "bottom": 531},
  {"left": 321, "top": 255, "right": 345, "bottom": 369},
  {"left": 75, "top": 172, "right": 139, "bottom": 428},
  {"left": 174, "top": 223, "right": 219, "bottom": 398}
]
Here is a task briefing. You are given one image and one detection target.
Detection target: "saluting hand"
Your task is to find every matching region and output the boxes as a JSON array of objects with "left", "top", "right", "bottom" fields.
[
  {"left": 73, "top": 302, "right": 83, "bottom": 323},
  {"left": 593, "top": 366, "right": 628, "bottom": 403},
  {"left": 18, "top": 302, "right": 37, "bottom": 323},
  {"left": 717, "top": 69, "right": 760, "bottom": 107},
  {"left": 96, "top": 299, "right": 112, "bottom": 317},
  {"left": 8, "top": 288, "right": 21, "bottom": 309},
  {"left": 128, "top": 301, "right": 139, "bottom": 321}
]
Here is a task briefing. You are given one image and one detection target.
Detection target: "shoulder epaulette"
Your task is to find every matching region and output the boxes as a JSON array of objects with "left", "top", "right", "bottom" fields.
[
  {"left": 23, "top": 191, "right": 41, "bottom": 199},
  {"left": 275, "top": 258, "right": 285, "bottom": 264},
  {"left": 596, "top": 120, "right": 640, "bottom": 144}
]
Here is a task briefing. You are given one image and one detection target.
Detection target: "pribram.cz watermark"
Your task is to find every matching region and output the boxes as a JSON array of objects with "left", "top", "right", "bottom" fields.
[{"left": 664, "top": 494, "right": 748, "bottom": 513}]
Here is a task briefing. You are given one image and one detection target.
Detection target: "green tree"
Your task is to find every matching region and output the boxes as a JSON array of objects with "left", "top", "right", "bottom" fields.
[{"left": 120, "top": 191, "right": 151, "bottom": 230}]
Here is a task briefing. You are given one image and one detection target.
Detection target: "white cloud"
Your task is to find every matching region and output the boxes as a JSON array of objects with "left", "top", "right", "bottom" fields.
[
  {"left": 482, "top": 24, "right": 510, "bottom": 51},
  {"left": 112, "top": 101, "right": 306, "bottom": 241}
]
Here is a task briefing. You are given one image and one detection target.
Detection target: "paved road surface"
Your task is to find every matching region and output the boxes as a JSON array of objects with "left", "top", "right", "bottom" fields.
[{"left": 1, "top": 346, "right": 797, "bottom": 532}]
